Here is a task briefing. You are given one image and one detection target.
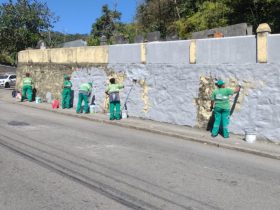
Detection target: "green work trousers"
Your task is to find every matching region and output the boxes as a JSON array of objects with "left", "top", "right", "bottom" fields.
[
  {"left": 76, "top": 93, "right": 89, "bottom": 113},
  {"left": 61, "top": 88, "right": 71, "bottom": 109},
  {"left": 212, "top": 107, "right": 230, "bottom": 138},
  {"left": 21, "top": 85, "right": 32, "bottom": 102},
  {"left": 109, "top": 101, "right": 121, "bottom": 120}
]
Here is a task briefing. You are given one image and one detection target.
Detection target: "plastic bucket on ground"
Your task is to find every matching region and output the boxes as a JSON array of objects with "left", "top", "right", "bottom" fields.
[
  {"left": 121, "top": 110, "right": 128, "bottom": 119},
  {"left": 35, "top": 97, "right": 42, "bottom": 103},
  {"left": 46, "top": 92, "right": 52, "bottom": 103},
  {"left": 245, "top": 129, "right": 256, "bottom": 143},
  {"left": 90, "top": 105, "right": 95, "bottom": 113},
  {"left": 52, "top": 99, "right": 59, "bottom": 109}
]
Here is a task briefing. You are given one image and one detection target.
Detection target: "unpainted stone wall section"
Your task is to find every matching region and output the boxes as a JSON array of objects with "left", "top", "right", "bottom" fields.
[{"left": 17, "top": 64, "right": 74, "bottom": 100}]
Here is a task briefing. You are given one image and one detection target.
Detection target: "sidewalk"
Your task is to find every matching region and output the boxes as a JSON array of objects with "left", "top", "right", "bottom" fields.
[{"left": 1, "top": 88, "right": 280, "bottom": 160}]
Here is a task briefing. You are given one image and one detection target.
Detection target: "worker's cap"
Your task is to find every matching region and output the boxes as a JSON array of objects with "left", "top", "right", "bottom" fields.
[
  {"left": 216, "top": 80, "right": 225, "bottom": 86},
  {"left": 88, "top": 82, "right": 93, "bottom": 87}
]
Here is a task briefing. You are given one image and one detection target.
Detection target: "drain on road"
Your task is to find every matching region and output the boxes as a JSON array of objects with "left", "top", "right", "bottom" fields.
[{"left": 8, "top": 121, "right": 30, "bottom": 126}]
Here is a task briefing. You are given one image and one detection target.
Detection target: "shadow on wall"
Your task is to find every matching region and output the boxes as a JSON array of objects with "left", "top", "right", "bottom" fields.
[
  {"left": 207, "top": 111, "right": 215, "bottom": 131},
  {"left": 70, "top": 90, "right": 74, "bottom": 108},
  {"left": 32, "top": 88, "right": 37, "bottom": 101}
]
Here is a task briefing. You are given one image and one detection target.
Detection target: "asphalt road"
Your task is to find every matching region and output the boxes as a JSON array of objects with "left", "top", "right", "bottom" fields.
[{"left": 0, "top": 100, "right": 280, "bottom": 210}]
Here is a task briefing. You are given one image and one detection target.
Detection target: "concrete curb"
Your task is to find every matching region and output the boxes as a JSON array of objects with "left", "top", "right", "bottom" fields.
[{"left": 5, "top": 99, "right": 280, "bottom": 161}]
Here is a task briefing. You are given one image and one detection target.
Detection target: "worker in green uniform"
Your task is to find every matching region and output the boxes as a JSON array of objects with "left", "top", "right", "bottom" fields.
[
  {"left": 210, "top": 80, "right": 240, "bottom": 138},
  {"left": 105, "top": 78, "right": 124, "bottom": 120},
  {"left": 61, "top": 75, "right": 72, "bottom": 109},
  {"left": 76, "top": 82, "right": 92, "bottom": 114},
  {"left": 21, "top": 72, "right": 33, "bottom": 102}
]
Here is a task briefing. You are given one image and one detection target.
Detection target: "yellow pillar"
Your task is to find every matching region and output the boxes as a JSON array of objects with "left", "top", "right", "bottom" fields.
[
  {"left": 140, "top": 43, "right": 147, "bottom": 64},
  {"left": 256, "top": 23, "right": 271, "bottom": 63},
  {"left": 189, "top": 40, "right": 196, "bottom": 64}
]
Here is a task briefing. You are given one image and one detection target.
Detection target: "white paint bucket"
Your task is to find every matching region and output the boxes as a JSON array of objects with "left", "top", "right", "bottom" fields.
[
  {"left": 122, "top": 110, "right": 128, "bottom": 119},
  {"left": 46, "top": 92, "right": 52, "bottom": 103},
  {"left": 35, "top": 97, "right": 42, "bottom": 103},
  {"left": 245, "top": 130, "right": 256, "bottom": 143},
  {"left": 90, "top": 105, "right": 95, "bottom": 113}
]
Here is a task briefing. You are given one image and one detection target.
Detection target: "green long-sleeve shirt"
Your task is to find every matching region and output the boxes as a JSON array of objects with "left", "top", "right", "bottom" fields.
[{"left": 106, "top": 83, "right": 124, "bottom": 93}]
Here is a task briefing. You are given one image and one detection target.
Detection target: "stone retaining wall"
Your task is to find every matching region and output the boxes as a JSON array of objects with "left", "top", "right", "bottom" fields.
[{"left": 16, "top": 28, "right": 280, "bottom": 142}]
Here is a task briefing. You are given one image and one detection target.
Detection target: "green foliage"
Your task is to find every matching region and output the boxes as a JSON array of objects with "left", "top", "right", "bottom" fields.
[
  {"left": 89, "top": 4, "right": 121, "bottom": 45},
  {"left": 226, "top": 0, "right": 280, "bottom": 33},
  {"left": 136, "top": 0, "right": 280, "bottom": 39},
  {"left": 115, "top": 23, "right": 139, "bottom": 43},
  {"left": 136, "top": 0, "right": 181, "bottom": 38},
  {"left": 87, "top": 36, "right": 100, "bottom": 46},
  {"left": 176, "top": 1, "right": 230, "bottom": 38},
  {"left": 89, "top": 4, "right": 140, "bottom": 45},
  {"left": 0, "top": 0, "right": 57, "bottom": 64},
  {"left": 0, "top": 53, "right": 14, "bottom": 65}
]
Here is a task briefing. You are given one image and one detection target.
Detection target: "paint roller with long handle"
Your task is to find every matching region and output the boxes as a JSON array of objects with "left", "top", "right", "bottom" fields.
[
  {"left": 230, "top": 84, "right": 242, "bottom": 116},
  {"left": 122, "top": 79, "right": 137, "bottom": 118}
]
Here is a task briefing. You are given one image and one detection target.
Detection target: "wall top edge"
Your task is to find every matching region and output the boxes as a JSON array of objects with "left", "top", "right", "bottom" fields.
[
  {"left": 109, "top": 43, "right": 143, "bottom": 47},
  {"left": 17, "top": 61, "right": 108, "bottom": 65},
  {"left": 110, "top": 40, "right": 192, "bottom": 48},
  {"left": 197, "top": 35, "right": 256, "bottom": 42},
  {"left": 17, "top": 62, "right": 277, "bottom": 66},
  {"left": 268, "top": 34, "right": 280, "bottom": 37},
  {"left": 147, "top": 40, "right": 191, "bottom": 45},
  {"left": 17, "top": 34, "right": 270, "bottom": 54},
  {"left": 18, "top": 45, "right": 109, "bottom": 53},
  {"left": 18, "top": 33, "right": 280, "bottom": 54}
]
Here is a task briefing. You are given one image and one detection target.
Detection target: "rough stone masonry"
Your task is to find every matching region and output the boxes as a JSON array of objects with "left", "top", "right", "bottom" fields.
[{"left": 16, "top": 27, "right": 280, "bottom": 142}]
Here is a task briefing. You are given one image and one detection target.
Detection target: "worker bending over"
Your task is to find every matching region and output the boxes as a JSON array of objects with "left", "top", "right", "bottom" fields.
[
  {"left": 76, "top": 82, "right": 92, "bottom": 114},
  {"left": 21, "top": 72, "right": 33, "bottom": 102},
  {"left": 105, "top": 78, "right": 124, "bottom": 120}
]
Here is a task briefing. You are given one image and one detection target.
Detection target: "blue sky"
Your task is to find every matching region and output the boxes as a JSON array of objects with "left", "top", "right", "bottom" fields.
[{"left": 0, "top": 0, "right": 138, "bottom": 34}]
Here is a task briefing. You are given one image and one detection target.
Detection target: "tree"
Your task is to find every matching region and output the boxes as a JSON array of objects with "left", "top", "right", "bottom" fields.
[
  {"left": 136, "top": 0, "right": 182, "bottom": 38},
  {"left": 226, "top": 0, "right": 280, "bottom": 33},
  {"left": 135, "top": 0, "right": 280, "bottom": 39},
  {"left": 136, "top": 0, "right": 230, "bottom": 38},
  {"left": 115, "top": 23, "right": 139, "bottom": 43},
  {"left": 89, "top": 4, "right": 121, "bottom": 45},
  {"left": 0, "top": 0, "right": 57, "bottom": 65},
  {"left": 176, "top": 1, "right": 230, "bottom": 38}
]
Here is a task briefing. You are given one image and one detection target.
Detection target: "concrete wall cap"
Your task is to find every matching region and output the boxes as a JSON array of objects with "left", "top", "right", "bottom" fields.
[
  {"left": 257, "top": 23, "right": 271, "bottom": 33},
  {"left": 196, "top": 35, "right": 255, "bottom": 41}
]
